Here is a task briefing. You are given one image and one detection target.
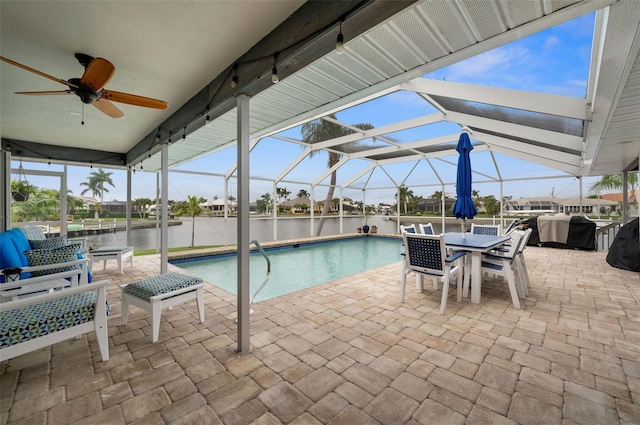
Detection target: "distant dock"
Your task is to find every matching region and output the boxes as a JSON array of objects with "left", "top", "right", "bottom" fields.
[{"left": 38, "top": 219, "right": 183, "bottom": 237}]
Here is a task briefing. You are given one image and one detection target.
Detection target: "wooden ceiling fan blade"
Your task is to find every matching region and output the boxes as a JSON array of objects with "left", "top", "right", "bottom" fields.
[
  {"left": 81, "top": 58, "right": 115, "bottom": 92},
  {"left": 1, "top": 56, "right": 79, "bottom": 89},
  {"left": 15, "top": 90, "right": 73, "bottom": 95},
  {"left": 102, "top": 90, "right": 168, "bottom": 109},
  {"left": 93, "top": 98, "right": 124, "bottom": 118}
]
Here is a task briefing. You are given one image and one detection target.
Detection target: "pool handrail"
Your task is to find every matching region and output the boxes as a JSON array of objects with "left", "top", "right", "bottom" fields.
[{"left": 249, "top": 240, "right": 272, "bottom": 305}]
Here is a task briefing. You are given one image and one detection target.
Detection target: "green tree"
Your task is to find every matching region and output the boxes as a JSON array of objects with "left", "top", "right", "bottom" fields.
[
  {"left": 11, "top": 186, "right": 60, "bottom": 221},
  {"left": 258, "top": 193, "right": 273, "bottom": 214},
  {"left": 133, "top": 197, "right": 153, "bottom": 219},
  {"left": 80, "top": 168, "right": 115, "bottom": 202},
  {"left": 297, "top": 189, "right": 309, "bottom": 199},
  {"left": 301, "top": 114, "right": 373, "bottom": 235},
  {"left": 172, "top": 195, "right": 203, "bottom": 248},
  {"left": 590, "top": 173, "right": 639, "bottom": 215},
  {"left": 395, "top": 185, "right": 414, "bottom": 215},
  {"left": 483, "top": 195, "right": 500, "bottom": 215},
  {"left": 590, "top": 174, "right": 638, "bottom": 194},
  {"left": 276, "top": 187, "right": 290, "bottom": 203}
]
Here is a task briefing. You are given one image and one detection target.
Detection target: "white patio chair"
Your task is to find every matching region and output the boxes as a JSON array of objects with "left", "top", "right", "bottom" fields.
[
  {"left": 513, "top": 228, "right": 533, "bottom": 297},
  {"left": 479, "top": 231, "right": 523, "bottom": 309},
  {"left": 471, "top": 223, "right": 500, "bottom": 236},
  {"left": 400, "top": 233, "right": 465, "bottom": 314},
  {"left": 486, "top": 228, "right": 533, "bottom": 298},
  {"left": 400, "top": 224, "right": 418, "bottom": 286},
  {"left": 400, "top": 224, "right": 417, "bottom": 234},
  {"left": 418, "top": 223, "right": 435, "bottom": 235}
]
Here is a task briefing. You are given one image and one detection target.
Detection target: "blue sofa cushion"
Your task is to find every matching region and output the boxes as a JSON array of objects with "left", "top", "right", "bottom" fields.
[
  {"left": 24, "top": 243, "right": 82, "bottom": 277},
  {"left": 1, "top": 229, "right": 32, "bottom": 281},
  {"left": 29, "top": 236, "right": 68, "bottom": 250},
  {"left": 0, "top": 292, "right": 111, "bottom": 348}
]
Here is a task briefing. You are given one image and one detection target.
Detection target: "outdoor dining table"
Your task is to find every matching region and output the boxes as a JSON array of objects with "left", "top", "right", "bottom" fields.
[{"left": 444, "top": 232, "right": 511, "bottom": 304}]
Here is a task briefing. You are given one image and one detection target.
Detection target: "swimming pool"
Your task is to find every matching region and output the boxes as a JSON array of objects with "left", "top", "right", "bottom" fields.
[{"left": 172, "top": 237, "right": 403, "bottom": 302}]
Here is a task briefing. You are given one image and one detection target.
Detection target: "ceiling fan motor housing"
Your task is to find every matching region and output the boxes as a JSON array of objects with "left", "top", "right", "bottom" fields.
[{"left": 68, "top": 77, "right": 101, "bottom": 104}]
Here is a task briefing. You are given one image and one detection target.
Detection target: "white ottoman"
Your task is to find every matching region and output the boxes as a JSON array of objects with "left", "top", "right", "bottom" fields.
[
  {"left": 121, "top": 272, "right": 205, "bottom": 342},
  {"left": 88, "top": 246, "right": 134, "bottom": 274}
]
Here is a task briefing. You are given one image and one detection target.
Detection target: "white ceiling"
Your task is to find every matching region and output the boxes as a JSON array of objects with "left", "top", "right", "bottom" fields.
[
  {"left": 2, "top": 0, "right": 639, "bottom": 181},
  {"left": 1, "top": 0, "right": 304, "bottom": 152}
]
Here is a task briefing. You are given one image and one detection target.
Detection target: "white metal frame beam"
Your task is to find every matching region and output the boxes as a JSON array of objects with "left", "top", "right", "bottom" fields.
[{"left": 402, "top": 78, "right": 588, "bottom": 120}]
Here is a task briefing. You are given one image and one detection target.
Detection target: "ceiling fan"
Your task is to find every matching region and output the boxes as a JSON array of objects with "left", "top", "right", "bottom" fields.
[{"left": 0, "top": 53, "right": 168, "bottom": 119}]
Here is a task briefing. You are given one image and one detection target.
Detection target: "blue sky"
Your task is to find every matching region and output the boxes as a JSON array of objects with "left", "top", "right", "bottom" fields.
[{"left": 14, "top": 13, "right": 601, "bottom": 206}]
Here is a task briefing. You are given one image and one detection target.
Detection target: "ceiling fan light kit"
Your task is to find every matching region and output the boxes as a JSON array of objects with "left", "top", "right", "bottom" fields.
[{"left": 0, "top": 53, "right": 168, "bottom": 121}]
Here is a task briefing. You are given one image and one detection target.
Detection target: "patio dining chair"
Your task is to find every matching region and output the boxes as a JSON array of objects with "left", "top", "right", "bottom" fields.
[
  {"left": 418, "top": 223, "right": 434, "bottom": 235},
  {"left": 486, "top": 228, "right": 533, "bottom": 298},
  {"left": 513, "top": 228, "right": 533, "bottom": 297},
  {"left": 400, "top": 233, "right": 465, "bottom": 314},
  {"left": 471, "top": 223, "right": 500, "bottom": 235},
  {"left": 479, "top": 231, "right": 523, "bottom": 309},
  {"left": 400, "top": 224, "right": 417, "bottom": 234}
]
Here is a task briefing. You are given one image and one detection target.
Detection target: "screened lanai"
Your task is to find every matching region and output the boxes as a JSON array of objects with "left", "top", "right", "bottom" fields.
[{"left": 2, "top": 0, "right": 639, "bottom": 352}]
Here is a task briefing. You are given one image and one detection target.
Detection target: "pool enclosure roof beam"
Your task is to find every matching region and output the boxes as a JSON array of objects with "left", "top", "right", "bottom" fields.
[{"left": 401, "top": 79, "right": 588, "bottom": 120}]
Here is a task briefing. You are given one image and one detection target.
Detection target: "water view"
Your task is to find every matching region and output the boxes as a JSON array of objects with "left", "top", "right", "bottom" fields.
[{"left": 79, "top": 216, "right": 414, "bottom": 250}]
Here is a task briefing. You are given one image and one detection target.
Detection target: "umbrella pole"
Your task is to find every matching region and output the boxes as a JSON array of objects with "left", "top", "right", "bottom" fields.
[{"left": 462, "top": 218, "right": 466, "bottom": 239}]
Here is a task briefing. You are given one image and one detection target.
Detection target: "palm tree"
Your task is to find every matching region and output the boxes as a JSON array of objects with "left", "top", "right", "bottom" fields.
[
  {"left": 276, "top": 187, "right": 290, "bottom": 203},
  {"left": 590, "top": 173, "right": 639, "bottom": 215},
  {"left": 590, "top": 174, "right": 638, "bottom": 197},
  {"left": 297, "top": 189, "right": 309, "bottom": 199},
  {"left": 259, "top": 193, "right": 272, "bottom": 214},
  {"left": 172, "top": 195, "right": 203, "bottom": 248},
  {"left": 80, "top": 168, "right": 115, "bottom": 202},
  {"left": 301, "top": 114, "right": 373, "bottom": 235},
  {"left": 395, "top": 185, "right": 414, "bottom": 215}
]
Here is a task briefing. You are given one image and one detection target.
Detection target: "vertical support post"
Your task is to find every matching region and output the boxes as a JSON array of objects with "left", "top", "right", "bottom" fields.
[
  {"left": 623, "top": 171, "right": 629, "bottom": 224},
  {"left": 161, "top": 142, "right": 169, "bottom": 274},
  {"left": 396, "top": 186, "right": 401, "bottom": 233},
  {"left": 126, "top": 167, "right": 132, "bottom": 246},
  {"left": 1, "top": 149, "right": 10, "bottom": 231},
  {"left": 339, "top": 188, "right": 344, "bottom": 234},
  {"left": 224, "top": 177, "right": 229, "bottom": 246},
  {"left": 310, "top": 185, "right": 315, "bottom": 237},
  {"left": 61, "top": 166, "right": 68, "bottom": 236},
  {"left": 499, "top": 181, "right": 504, "bottom": 232},
  {"left": 362, "top": 188, "right": 366, "bottom": 234},
  {"left": 578, "top": 176, "right": 583, "bottom": 216},
  {"left": 237, "top": 94, "right": 251, "bottom": 353},
  {"left": 441, "top": 184, "right": 446, "bottom": 233},
  {"left": 272, "top": 182, "right": 278, "bottom": 241},
  {"left": 155, "top": 172, "right": 160, "bottom": 253}
]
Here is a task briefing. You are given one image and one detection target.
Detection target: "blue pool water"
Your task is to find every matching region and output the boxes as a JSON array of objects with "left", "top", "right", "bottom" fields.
[{"left": 172, "top": 237, "right": 403, "bottom": 302}]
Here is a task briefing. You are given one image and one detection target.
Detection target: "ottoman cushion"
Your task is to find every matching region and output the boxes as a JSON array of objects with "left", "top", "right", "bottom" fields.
[{"left": 124, "top": 272, "right": 203, "bottom": 300}]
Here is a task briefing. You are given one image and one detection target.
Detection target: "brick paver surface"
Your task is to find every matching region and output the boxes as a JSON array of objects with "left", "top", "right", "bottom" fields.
[{"left": 1, "top": 244, "right": 640, "bottom": 424}]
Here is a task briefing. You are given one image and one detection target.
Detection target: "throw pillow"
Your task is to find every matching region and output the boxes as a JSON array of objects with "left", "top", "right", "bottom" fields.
[
  {"left": 23, "top": 243, "right": 82, "bottom": 277},
  {"left": 29, "top": 235, "right": 68, "bottom": 250}
]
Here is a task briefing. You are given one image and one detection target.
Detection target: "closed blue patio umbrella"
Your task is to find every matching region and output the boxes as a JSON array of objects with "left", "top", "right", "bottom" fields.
[{"left": 452, "top": 131, "right": 477, "bottom": 237}]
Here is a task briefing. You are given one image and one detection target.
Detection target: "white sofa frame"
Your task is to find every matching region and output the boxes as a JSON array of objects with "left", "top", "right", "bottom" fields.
[
  {"left": 0, "top": 280, "right": 110, "bottom": 362},
  {"left": 1, "top": 258, "right": 90, "bottom": 295}
]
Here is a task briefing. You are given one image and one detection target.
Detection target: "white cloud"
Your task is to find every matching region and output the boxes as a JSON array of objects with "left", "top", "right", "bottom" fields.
[{"left": 544, "top": 36, "right": 560, "bottom": 49}]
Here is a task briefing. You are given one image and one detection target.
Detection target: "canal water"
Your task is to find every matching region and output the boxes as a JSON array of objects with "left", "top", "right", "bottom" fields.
[{"left": 78, "top": 216, "right": 460, "bottom": 250}]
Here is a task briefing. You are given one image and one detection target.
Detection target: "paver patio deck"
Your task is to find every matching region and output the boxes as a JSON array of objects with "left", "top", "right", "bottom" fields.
[{"left": 1, "top": 244, "right": 639, "bottom": 424}]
